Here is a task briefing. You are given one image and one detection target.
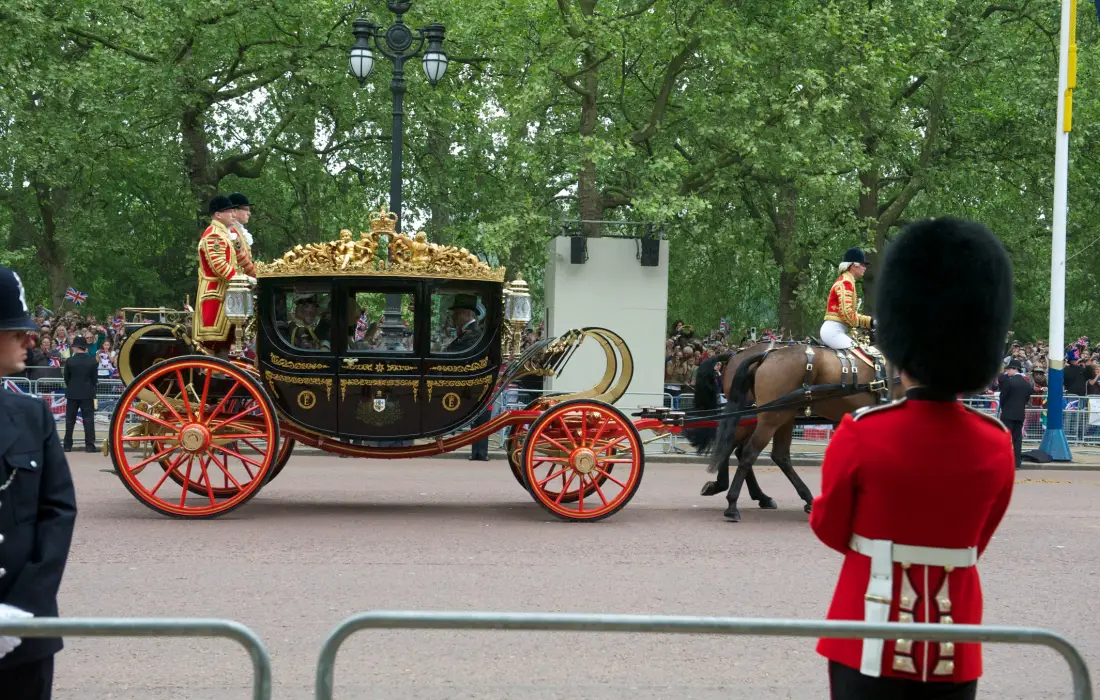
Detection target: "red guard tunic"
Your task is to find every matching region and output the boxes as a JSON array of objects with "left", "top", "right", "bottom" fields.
[
  {"left": 824, "top": 271, "right": 871, "bottom": 329},
  {"left": 194, "top": 220, "right": 239, "bottom": 343},
  {"left": 810, "top": 394, "right": 1015, "bottom": 683}
]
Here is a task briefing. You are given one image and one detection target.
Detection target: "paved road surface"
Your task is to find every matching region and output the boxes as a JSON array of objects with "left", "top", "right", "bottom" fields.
[{"left": 49, "top": 453, "right": 1099, "bottom": 699}]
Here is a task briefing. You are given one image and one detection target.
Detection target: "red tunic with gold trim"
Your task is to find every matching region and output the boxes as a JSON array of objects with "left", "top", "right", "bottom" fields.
[
  {"left": 810, "top": 395, "right": 1015, "bottom": 683},
  {"left": 824, "top": 271, "right": 871, "bottom": 329},
  {"left": 194, "top": 220, "right": 239, "bottom": 343}
]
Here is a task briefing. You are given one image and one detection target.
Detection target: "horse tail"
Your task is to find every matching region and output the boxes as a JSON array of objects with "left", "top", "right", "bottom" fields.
[
  {"left": 705, "top": 352, "right": 765, "bottom": 474},
  {"left": 683, "top": 352, "right": 733, "bottom": 453}
]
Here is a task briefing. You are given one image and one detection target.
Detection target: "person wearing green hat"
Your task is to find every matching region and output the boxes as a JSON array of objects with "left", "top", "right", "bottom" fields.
[{"left": 0, "top": 264, "right": 78, "bottom": 699}]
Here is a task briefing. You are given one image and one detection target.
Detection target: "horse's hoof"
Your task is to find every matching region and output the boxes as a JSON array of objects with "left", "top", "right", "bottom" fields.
[
  {"left": 700, "top": 481, "right": 725, "bottom": 497},
  {"left": 758, "top": 497, "right": 778, "bottom": 510},
  {"left": 804, "top": 503, "right": 813, "bottom": 514},
  {"left": 723, "top": 507, "right": 742, "bottom": 523}
]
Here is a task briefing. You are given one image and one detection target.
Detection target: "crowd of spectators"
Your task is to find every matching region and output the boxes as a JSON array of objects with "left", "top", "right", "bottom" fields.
[{"left": 14, "top": 305, "right": 128, "bottom": 380}]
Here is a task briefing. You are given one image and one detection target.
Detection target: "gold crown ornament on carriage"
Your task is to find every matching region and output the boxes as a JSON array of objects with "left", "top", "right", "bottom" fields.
[{"left": 254, "top": 205, "right": 505, "bottom": 283}]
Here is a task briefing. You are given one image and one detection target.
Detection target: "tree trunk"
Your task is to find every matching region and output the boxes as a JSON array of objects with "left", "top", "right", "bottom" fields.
[
  {"left": 426, "top": 123, "right": 452, "bottom": 244},
  {"left": 31, "top": 180, "right": 69, "bottom": 311},
  {"left": 577, "top": 46, "right": 601, "bottom": 237},
  {"left": 857, "top": 166, "right": 880, "bottom": 313},
  {"left": 181, "top": 106, "right": 214, "bottom": 222},
  {"left": 771, "top": 184, "right": 806, "bottom": 337}
]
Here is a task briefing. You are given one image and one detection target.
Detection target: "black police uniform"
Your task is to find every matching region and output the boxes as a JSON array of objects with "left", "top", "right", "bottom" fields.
[
  {"left": 0, "top": 265, "right": 78, "bottom": 700},
  {"left": 998, "top": 364, "right": 1033, "bottom": 468},
  {"left": 62, "top": 341, "right": 98, "bottom": 452}
]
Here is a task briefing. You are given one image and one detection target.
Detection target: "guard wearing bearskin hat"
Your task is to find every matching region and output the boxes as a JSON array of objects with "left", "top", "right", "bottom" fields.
[
  {"left": 821, "top": 247, "right": 872, "bottom": 350},
  {"left": 194, "top": 195, "right": 254, "bottom": 344},
  {"left": 810, "top": 218, "right": 1016, "bottom": 699}
]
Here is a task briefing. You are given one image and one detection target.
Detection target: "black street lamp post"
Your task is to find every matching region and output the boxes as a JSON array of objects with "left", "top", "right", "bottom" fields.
[
  {"left": 349, "top": 2, "right": 448, "bottom": 235},
  {"left": 350, "top": 1, "right": 447, "bottom": 340}
]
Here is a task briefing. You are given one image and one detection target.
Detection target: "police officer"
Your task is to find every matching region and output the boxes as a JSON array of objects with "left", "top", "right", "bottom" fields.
[
  {"left": 0, "top": 265, "right": 78, "bottom": 699},
  {"left": 62, "top": 336, "right": 98, "bottom": 453},
  {"left": 810, "top": 219, "right": 1015, "bottom": 699}
]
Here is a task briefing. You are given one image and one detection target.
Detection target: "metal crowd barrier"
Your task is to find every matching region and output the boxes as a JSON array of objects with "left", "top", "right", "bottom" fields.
[
  {"left": 0, "top": 617, "right": 272, "bottom": 700},
  {"left": 1, "top": 376, "right": 125, "bottom": 427},
  {"left": 314, "top": 611, "right": 1092, "bottom": 700}
]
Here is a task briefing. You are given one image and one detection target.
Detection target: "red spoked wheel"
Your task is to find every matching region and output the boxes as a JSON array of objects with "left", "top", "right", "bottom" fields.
[
  {"left": 109, "top": 355, "right": 279, "bottom": 518},
  {"left": 162, "top": 435, "right": 294, "bottom": 497},
  {"left": 521, "top": 399, "right": 644, "bottom": 521}
]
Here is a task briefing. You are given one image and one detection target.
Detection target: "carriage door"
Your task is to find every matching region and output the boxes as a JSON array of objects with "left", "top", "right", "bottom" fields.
[
  {"left": 335, "top": 283, "right": 422, "bottom": 440},
  {"left": 260, "top": 282, "right": 339, "bottom": 436}
]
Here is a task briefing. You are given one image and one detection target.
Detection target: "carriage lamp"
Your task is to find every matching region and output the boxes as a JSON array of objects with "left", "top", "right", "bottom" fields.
[
  {"left": 225, "top": 277, "right": 255, "bottom": 356},
  {"left": 503, "top": 275, "right": 531, "bottom": 359}
]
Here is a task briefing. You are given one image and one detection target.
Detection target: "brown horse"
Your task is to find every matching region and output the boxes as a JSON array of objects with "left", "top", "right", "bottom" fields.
[{"left": 687, "top": 340, "right": 902, "bottom": 522}]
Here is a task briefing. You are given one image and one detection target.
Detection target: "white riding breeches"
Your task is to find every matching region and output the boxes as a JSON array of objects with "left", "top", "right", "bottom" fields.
[{"left": 820, "top": 320, "right": 854, "bottom": 350}]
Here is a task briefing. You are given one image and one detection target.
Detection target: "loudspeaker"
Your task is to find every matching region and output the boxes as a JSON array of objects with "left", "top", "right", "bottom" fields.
[
  {"left": 570, "top": 236, "right": 587, "bottom": 264},
  {"left": 640, "top": 237, "right": 660, "bottom": 266}
]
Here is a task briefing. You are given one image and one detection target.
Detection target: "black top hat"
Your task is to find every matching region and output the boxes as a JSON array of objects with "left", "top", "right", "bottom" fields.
[
  {"left": 208, "top": 195, "right": 234, "bottom": 215},
  {"left": 875, "top": 217, "right": 1013, "bottom": 393},
  {"left": 842, "top": 247, "right": 866, "bottom": 265},
  {"left": 228, "top": 192, "right": 252, "bottom": 208},
  {"left": 0, "top": 265, "right": 39, "bottom": 332},
  {"left": 451, "top": 294, "right": 479, "bottom": 312}
]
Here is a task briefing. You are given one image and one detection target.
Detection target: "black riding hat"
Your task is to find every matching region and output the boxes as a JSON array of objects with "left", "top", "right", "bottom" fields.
[
  {"left": 0, "top": 265, "right": 39, "bottom": 332},
  {"left": 208, "top": 195, "right": 234, "bottom": 215},
  {"left": 228, "top": 192, "right": 252, "bottom": 208},
  {"left": 875, "top": 217, "right": 1013, "bottom": 393},
  {"left": 842, "top": 247, "right": 866, "bottom": 265}
]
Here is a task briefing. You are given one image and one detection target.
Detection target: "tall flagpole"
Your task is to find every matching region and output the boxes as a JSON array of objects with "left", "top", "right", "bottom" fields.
[{"left": 1040, "top": 0, "right": 1077, "bottom": 461}]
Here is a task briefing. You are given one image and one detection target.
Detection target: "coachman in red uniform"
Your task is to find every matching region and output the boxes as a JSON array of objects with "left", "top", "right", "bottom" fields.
[
  {"left": 810, "top": 217, "right": 1016, "bottom": 699},
  {"left": 194, "top": 195, "right": 253, "bottom": 345}
]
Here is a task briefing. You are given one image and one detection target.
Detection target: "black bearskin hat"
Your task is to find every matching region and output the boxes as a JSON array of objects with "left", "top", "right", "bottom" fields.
[{"left": 875, "top": 217, "right": 1013, "bottom": 393}]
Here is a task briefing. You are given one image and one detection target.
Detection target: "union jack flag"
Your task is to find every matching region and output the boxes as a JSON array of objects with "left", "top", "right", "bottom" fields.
[
  {"left": 64, "top": 287, "right": 87, "bottom": 305},
  {"left": 2, "top": 379, "right": 24, "bottom": 393},
  {"left": 354, "top": 313, "right": 370, "bottom": 341}
]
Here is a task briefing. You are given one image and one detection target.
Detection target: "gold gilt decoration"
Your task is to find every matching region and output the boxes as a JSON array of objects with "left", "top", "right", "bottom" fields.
[
  {"left": 342, "top": 360, "right": 419, "bottom": 373},
  {"left": 340, "top": 378, "right": 420, "bottom": 402},
  {"left": 428, "top": 357, "right": 489, "bottom": 373},
  {"left": 270, "top": 353, "right": 327, "bottom": 371},
  {"left": 265, "top": 372, "right": 333, "bottom": 401},
  {"left": 426, "top": 376, "right": 494, "bottom": 403},
  {"left": 255, "top": 205, "right": 505, "bottom": 283}
]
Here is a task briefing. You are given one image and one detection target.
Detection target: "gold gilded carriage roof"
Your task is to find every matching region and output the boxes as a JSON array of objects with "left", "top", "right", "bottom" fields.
[{"left": 255, "top": 206, "right": 505, "bottom": 283}]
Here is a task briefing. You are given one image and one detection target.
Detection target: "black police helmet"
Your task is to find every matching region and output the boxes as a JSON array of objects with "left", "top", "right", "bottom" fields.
[
  {"left": 875, "top": 217, "right": 1013, "bottom": 393},
  {"left": 0, "top": 265, "right": 40, "bottom": 332},
  {"left": 208, "top": 195, "right": 234, "bottom": 215}
]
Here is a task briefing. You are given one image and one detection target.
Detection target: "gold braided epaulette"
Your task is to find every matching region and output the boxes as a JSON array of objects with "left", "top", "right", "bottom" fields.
[
  {"left": 961, "top": 403, "right": 1009, "bottom": 432},
  {"left": 851, "top": 398, "right": 907, "bottom": 422}
]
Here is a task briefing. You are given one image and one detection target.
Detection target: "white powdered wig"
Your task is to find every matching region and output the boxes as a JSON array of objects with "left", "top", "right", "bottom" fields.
[{"left": 838, "top": 261, "right": 854, "bottom": 274}]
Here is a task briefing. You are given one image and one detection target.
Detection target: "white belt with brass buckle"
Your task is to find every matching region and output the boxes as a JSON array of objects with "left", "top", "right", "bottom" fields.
[{"left": 848, "top": 534, "right": 977, "bottom": 677}]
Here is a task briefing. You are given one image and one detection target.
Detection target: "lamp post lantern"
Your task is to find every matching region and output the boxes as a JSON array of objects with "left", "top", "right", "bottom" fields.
[{"left": 349, "top": 0, "right": 448, "bottom": 336}]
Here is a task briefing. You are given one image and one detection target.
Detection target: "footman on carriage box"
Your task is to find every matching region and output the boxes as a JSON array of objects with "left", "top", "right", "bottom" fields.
[
  {"left": 810, "top": 218, "right": 1016, "bottom": 699},
  {"left": 0, "top": 265, "right": 78, "bottom": 700}
]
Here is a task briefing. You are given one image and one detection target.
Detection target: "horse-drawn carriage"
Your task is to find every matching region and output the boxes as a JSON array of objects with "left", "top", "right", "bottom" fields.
[{"left": 108, "top": 211, "right": 645, "bottom": 521}]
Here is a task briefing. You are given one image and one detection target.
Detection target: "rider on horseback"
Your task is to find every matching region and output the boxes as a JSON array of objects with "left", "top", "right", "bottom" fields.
[{"left": 820, "top": 248, "right": 871, "bottom": 350}]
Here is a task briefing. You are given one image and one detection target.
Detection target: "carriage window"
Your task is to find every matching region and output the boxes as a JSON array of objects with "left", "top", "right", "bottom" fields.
[
  {"left": 272, "top": 287, "right": 333, "bottom": 352},
  {"left": 430, "top": 289, "right": 489, "bottom": 354},
  {"left": 346, "top": 289, "right": 416, "bottom": 353}
]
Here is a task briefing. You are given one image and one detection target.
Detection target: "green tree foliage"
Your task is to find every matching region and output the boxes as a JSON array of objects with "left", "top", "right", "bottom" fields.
[{"left": 0, "top": 0, "right": 1093, "bottom": 341}]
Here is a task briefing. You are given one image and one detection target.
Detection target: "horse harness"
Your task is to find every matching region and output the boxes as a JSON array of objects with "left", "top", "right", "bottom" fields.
[{"left": 801, "top": 344, "right": 892, "bottom": 415}]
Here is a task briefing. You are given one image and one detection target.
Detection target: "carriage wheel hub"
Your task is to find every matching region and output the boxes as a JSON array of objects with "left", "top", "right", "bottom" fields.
[
  {"left": 571, "top": 448, "right": 598, "bottom": 475},
  {"left": 179, "top": 424, "right": 211, "bottom": 453}
]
